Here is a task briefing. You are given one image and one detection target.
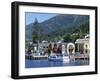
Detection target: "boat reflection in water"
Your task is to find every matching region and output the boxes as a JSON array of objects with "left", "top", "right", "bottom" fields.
[
  {"left": 25, "top": 59, "right": 89, "bottom": 68},
  {"left": 48, "top": 54, "right": 70, "bottom": 63}
]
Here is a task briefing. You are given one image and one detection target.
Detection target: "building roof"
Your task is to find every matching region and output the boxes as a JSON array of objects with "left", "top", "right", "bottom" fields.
[{"left": 75, "top": 38, "right": 89, "bottom": 44}]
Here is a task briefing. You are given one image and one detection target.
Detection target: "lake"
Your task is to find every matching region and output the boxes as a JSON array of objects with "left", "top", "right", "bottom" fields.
[{"left": 25, "top": 59, "right": 89, "bottom": 68}]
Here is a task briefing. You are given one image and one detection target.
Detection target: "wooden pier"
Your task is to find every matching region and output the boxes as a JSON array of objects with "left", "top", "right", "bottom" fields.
[
  {"left": 69, "top": 54, "right": 89, "bottom": 60},
  {"left": 25, "top": 54, "right": 48, "bottom": 60},
  {"left": 25, "top": 52, "right": 89, "bottom": 60}
]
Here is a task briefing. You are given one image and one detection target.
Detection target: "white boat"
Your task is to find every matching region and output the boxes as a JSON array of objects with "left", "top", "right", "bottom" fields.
[
  {"left": 48, "top": 54, "right": 70, "bottom": 63},
  {"left": 62, "top": 55, "right": 70, "bottom": 63}
]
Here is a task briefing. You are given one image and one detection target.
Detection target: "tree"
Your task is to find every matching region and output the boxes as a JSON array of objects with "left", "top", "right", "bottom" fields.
[
  {"left": 71, "top": 34, "right": 80, "bottom": 42},
  {"left": 78, "top": 23, "right": 89, "bottom": 38},
  {"left": 63, "top": 34, "right": 72, "bottom": 42},
  {"left": 32, "top": 18, "right": 42, "bottom": 55},
  {"left": 32, "top": 18, "right": 41, "bottom": 42}
]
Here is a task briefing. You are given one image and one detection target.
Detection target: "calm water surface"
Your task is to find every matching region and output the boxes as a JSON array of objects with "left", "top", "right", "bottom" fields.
[{"left": 25, "top": 59, "right": 89, "bottom": 68}]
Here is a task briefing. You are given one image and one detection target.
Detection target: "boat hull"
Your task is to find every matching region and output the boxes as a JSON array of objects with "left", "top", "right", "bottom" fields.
[{"left": 48, "top": 55, "right": 70, "bottom": 62}]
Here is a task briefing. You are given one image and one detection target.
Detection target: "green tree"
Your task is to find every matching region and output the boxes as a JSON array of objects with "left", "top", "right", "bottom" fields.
[
  {"left": 32, "top": 18, "right": 41, "bottom": 42},
  {"left": 63, "top": 34, "right": 72, "bottom": 42},
  {"left": 78, "top": 23, "right": 89, "bottom": 38},
  {"left": 71, "top": 34, "right": 80, "bottom": 42}
]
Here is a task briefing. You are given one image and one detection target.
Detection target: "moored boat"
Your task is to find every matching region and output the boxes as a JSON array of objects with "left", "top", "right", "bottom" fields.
[{"left": 48, "top": 54, "right": 70, "bottom": 63}]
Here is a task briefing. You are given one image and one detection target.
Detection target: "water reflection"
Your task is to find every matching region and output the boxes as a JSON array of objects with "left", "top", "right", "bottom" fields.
[{"left": 25, "top": 59, "right": 89, "bottom": 68}]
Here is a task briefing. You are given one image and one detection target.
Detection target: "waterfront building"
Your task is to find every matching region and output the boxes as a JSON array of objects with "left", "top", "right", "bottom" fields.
[{"left": 75, "top": 38, "right": 90, "bottom": 54}]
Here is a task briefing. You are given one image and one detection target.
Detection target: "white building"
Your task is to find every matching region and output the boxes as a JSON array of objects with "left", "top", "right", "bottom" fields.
[{"left": 75, "top": 38, "right": 90, "bottom": 54}]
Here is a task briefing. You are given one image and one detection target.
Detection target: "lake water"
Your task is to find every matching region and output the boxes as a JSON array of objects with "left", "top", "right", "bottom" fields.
[{"left": 25, "top": 59, "right": 89, "bottom": 68}]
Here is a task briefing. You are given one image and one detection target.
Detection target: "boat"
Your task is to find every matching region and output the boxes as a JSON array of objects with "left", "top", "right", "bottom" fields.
[{"left": 48, "top": 54, "right": 70, "bottom": 63}]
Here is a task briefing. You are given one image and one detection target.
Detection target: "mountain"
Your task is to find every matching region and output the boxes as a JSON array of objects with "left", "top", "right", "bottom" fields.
[{"left": 25, "top": 14, "right": 89, "bottom": 41}]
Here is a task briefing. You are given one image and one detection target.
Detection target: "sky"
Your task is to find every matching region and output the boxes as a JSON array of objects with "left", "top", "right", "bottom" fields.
[{"left": 25, "top": 12, "right": 57, "bottom": 25}]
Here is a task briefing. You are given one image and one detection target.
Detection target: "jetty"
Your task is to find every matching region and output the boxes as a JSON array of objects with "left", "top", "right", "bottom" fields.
[
  {"left": 69, "top": 54, "right": 89, "bottom": 60},
  {"left": 25, "top": 54, "right": 48, "bottom": 60}
]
